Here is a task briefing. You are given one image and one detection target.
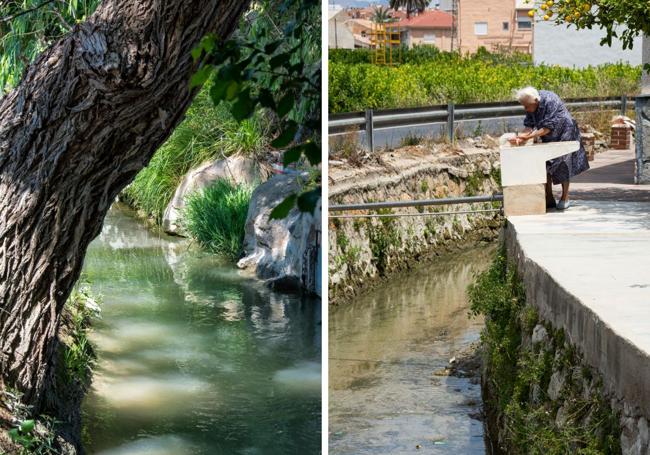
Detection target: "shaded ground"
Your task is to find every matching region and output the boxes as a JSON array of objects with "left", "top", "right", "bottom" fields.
[{"left": 556, "top": 146, "right": 650, "bottom": 202}]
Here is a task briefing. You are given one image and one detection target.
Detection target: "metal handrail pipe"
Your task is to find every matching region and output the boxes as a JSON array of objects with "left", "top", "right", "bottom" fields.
[{"left": 329, "top": 194, "right": 504, "bottom": 212}]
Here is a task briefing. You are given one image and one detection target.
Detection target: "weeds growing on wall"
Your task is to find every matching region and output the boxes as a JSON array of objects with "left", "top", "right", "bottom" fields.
[
  {"left": 366, "top": 209, "right": 400, "bottom": 276},
  {"left": 183, "top": 179, "right": 253, "bottom": 261},
  {"left": 329, "top": 49, "right": 640, "bottom": 113},
  {"left": 123, "top": 83, "right": 269, "bottom": 224},
  {"left": 469, "top": 250, "right": 621, "bottom": 454}
]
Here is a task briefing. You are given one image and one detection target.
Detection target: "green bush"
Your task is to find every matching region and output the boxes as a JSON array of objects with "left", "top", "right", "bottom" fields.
[
  {"left": 123, "top": 81, "right": 269, "bottom": 224},
  {"left": 329, "top": 46, "right": 532, "bottom": 66},
  {"left": 183, "top": 179, "right": 253, "bottom": 261},
  {"left": 469, "top": 251, "right": 621, "bottom": 454},
  {"left": 328, "top": 51, "right": 640, "bottom": 113}
]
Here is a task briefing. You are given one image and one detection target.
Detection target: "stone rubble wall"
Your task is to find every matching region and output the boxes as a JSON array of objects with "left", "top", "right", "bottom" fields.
[{"left": 328, "top": 144, "right": 503, "bottom": 304}]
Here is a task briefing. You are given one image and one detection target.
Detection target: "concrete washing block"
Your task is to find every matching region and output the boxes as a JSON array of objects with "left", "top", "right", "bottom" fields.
[
  {"left": 500, "top": 140, "right": 579, "bottom": 216},
  {"left": 503, "top": 184, "right": 546, "bottom": 216}
]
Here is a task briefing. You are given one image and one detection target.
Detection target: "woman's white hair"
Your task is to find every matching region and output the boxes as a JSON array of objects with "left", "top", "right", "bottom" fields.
[{"left": 514, "top": 86, "right": 540, "bottom": 104}]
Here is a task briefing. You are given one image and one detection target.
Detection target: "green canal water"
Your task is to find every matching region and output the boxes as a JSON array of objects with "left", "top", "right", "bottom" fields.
[
  {"left": 329, "top": 245, "right": 496, "bottom": 454},
  {"left": 80, "top": 204, "right": 321, "bottom": 454}
]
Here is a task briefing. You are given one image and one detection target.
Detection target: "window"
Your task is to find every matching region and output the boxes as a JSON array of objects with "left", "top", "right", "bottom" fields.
[
  {"left": 474, "top": 22, "right": 488, "bottom": 36},
  {"left": 503, "top": 21, "right": 509, "bottom": 31},
  {"left": 517, "top": 19, "right": 532, "bottom": 30},
  {"left": 423, "top": 33, "right": 436, "bottom": 44}
]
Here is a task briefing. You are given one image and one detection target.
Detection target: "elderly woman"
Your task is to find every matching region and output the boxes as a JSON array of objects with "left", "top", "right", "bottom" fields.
[{"left": 509, "top": 87, "right": 589, "bottom": 210}]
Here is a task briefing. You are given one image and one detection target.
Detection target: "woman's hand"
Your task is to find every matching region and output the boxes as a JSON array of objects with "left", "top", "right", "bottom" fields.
[{"left": 508, "top": 134, "right": 530, "bottom": 146}]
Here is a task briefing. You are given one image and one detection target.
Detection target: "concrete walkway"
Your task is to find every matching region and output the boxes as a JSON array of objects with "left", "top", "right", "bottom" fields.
[
  {"left": 559, "top": 146, "right": 650, "bottom": 202},
  {"left": 508, "top": 148, "right": 650, "bottom": 417}
]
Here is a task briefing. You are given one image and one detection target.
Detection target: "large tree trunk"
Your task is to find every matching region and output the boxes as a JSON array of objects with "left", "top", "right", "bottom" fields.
[{"left": 0, "top": 0, "right": 250, "bottom": 410}]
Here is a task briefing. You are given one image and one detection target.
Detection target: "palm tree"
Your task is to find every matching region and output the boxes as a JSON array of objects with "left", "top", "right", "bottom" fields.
[
  {"left": 389, "top": 0, "right": 429, "bottom": 18},
  {"left": 372, "top": 6, "right": 392, "bottom": 23}
]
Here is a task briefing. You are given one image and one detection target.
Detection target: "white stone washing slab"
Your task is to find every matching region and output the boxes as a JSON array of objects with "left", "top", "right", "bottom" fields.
[{"left": 500, "top": 141, "right": 580, "bottom": 186}]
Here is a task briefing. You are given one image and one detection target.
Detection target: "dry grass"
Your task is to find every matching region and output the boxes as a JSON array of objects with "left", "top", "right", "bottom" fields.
[{"left": 330, "top": 129, "right": 365, "bottom": 167}]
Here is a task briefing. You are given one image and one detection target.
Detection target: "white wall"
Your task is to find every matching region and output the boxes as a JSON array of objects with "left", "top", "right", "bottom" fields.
[
  {"left": 329, "top": 10, "right": 356, "bottom": 49},
  {"left": 437, "top": 0, "right": 454, "bottom": 12},
  {"left": 534, "top": 21, "right": 642, "bottom": 68}
]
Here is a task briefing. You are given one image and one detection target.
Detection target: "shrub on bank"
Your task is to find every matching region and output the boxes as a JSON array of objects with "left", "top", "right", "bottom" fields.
[
  {"left": 123, "top": 83, "right": 269, "bottom": 224},
  {"left": 183, "top": 179, "right": 253, "bottom": 261},
  {"left": 329, "top": 46, "right": 533, "bottom": 66},
  {"left": 469, "top": 251, "right": 621, "bottom": 454},
  {"left": 329, "top": 50, "right": 640, "bottom": 113}
]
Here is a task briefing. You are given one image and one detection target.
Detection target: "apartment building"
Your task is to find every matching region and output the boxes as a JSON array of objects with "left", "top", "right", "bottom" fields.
[{"left": 458, "top": 0, "right": 534, "bottom": 53}]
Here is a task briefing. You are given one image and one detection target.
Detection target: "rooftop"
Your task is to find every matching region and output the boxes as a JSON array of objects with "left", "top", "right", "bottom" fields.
[{"left": 397, "top": 10, "right": 453, "bottom": 29}]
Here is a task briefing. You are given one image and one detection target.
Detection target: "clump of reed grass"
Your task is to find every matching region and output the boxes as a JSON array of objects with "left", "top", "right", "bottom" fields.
[
  {"left": 183, "top": 179, "right": 253, "bottom": 261},
  {"left": 123, "top": 81, "right": 269, "bottom": 224}
]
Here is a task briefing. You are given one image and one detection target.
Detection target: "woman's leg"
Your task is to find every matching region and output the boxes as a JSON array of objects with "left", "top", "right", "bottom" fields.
[
  {"left": 545, "top": 174, "right": 556, "bottom": 207},
  {"left": 560, "top": 180, "right": 570, "bottom": 201}
]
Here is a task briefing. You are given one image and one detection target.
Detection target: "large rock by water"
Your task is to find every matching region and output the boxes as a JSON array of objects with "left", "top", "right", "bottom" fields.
[
  {"left": 237, "top": 174, "right": 321, "bottom": 295},
  {"left": 162, "top": 155, "right": 269, "bottom": 235}
]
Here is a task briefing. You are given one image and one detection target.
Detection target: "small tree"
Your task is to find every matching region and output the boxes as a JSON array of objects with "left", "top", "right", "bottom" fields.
[
  {"left": 372, "top": 6, "right": 392, "bottom": 24},
  {"left": 528, "top": 0, "right": 649, "bottom": 50},
  {"left": 528, "top": 0, "right": 650, "bottom": 89},
  {"left": 389, "top": 0, "right": 428, "bottom": 19}
]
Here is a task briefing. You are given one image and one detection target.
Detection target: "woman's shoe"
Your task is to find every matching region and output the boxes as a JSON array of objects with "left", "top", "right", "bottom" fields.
[
  {"left": 546, "top": 199, "right": 557, "bottom": 209},
  {"left": 557, "top": 199, "right": 570, "bottom": 210}
]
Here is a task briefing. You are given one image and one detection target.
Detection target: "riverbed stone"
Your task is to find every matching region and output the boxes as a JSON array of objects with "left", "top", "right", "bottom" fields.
[
  {"left": 162, "top": 155, "right": 270, "bottom": 235},
  {"left": 237, "top": 174, "right": 321, "bottom": 295}
]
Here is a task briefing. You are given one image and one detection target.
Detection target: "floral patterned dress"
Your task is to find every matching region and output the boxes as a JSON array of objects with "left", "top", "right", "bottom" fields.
[{"left": 524, "top": 90, "right": 590, "bottom": 184}]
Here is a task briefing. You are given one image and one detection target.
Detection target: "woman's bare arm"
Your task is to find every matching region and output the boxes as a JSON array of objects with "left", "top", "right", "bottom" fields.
[{"left": 519, "top": 127, "right": 550, "bottom": 140}]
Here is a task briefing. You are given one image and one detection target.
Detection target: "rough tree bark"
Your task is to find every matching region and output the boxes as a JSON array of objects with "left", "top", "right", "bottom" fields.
[{"left": 0, "top": 0, "right": 250, "bottom": 410}]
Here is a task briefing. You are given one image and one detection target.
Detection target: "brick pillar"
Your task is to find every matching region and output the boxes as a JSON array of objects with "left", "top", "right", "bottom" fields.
[
  {"left": 581, "top": 132, "right": 595, "bottom": 161},
  {"left": 611, "top": 124, "right": 632, "bottom": 150}
]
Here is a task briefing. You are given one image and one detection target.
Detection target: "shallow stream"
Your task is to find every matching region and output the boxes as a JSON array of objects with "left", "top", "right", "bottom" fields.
[
  {"left": 80, "top": 204, "right": 321, "bottom": 454},
  {"left": 329, "top": 245, "right": 495, "bottom": 454}
]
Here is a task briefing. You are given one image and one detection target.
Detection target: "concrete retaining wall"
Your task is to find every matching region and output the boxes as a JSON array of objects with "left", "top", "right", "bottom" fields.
[{"left": 504, "top": 221, "right": 650, "bottom": 453}]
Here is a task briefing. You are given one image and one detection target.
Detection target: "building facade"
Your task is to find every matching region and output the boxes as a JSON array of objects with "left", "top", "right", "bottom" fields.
[
  {"left": 397, "top": 10, "right": 454, "bottom": 50},
  {"left": 329, "top": 7, "right": 355, "bottom": 49},
  {"left": 457, "top": 0, "right": 533, "bottom": 53}
]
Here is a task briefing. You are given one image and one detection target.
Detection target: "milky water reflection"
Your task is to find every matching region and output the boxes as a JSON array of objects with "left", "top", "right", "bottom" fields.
[{"left": 81, "top": 204, "right": 321, "bottom": 454}]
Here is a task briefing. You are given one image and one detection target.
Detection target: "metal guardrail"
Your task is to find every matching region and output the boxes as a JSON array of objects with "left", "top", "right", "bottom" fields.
[{"left": 329, "top": 95, "right": 633, "bottom": 151}]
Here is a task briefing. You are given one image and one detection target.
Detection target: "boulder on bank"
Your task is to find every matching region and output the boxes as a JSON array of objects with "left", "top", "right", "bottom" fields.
[
  {"left": 162, "top": 155, "right": 269, "bottom": 235},
  {"left": 237, "top": 174, "right": 321, "bottom": 295}
]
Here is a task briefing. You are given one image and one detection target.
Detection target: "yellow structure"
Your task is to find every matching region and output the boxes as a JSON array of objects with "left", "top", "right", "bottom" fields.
[{"left": 369, "top": 22, "right": 401, "bottom": 65}]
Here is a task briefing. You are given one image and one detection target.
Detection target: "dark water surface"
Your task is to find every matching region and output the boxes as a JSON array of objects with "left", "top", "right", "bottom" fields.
[
  {"left": 81, "top": 204, "right": 321, "bottom": 454},
  {"left": 329, "top": 245, "right": 496, "bottom": 454}
]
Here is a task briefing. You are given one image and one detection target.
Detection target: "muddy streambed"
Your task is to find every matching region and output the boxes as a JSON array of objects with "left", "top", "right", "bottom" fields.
[{"left": 329, "top": 245, "right": 496, "bottom": 454}]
